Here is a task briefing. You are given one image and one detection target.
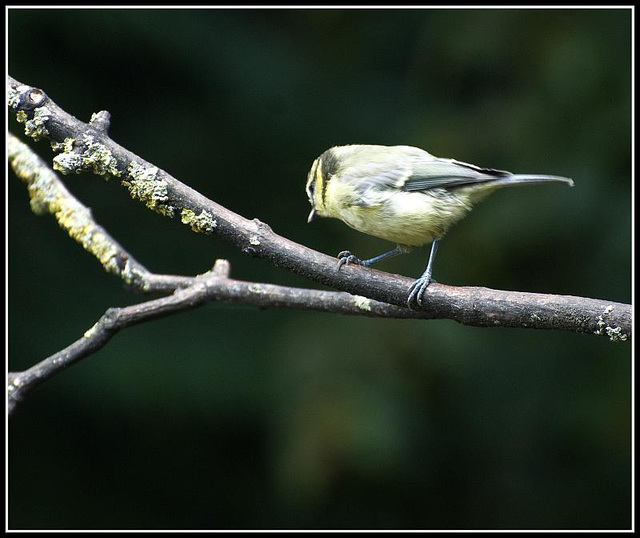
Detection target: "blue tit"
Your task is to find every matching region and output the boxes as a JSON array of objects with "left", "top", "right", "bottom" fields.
[{"left": 305, "top": 144, "right": 574, "bottom": 308}]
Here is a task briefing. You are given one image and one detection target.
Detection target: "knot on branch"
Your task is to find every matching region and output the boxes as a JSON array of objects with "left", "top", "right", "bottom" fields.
[
  {"left": 212, "top": 259, "right": 231, "bottom": 278},
  {"left": 251, "top": 218, "right": 272, "bottom": 234},
  {"left": 8, "top": 82, "right": 51, "bottom": 141},
  {"left": 89, "top": 110, "right": 112, "bottom": 134},
  {"left": 99, "top": 307, "right": 123, "bottom": 331},
  {"left": 8, "top": 82, "right": 47, "bottom": 111}
]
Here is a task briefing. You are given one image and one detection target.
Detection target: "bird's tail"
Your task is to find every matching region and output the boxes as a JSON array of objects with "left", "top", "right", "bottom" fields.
[{"left": 495, "top": 174, "right": 574, "bottom": 188}]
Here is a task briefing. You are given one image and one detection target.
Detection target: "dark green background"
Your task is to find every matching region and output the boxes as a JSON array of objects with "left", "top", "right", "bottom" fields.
[{"left": 8, "top": 8, "right": 631, "bottom": 530}]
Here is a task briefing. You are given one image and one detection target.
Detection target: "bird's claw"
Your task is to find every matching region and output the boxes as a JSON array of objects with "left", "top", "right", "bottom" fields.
[
  {"left": 407, "top": 275, "right": 433, "bottom": 309},
  {"left": 336, "top": 250, "right": 365, "bottom": 270}
]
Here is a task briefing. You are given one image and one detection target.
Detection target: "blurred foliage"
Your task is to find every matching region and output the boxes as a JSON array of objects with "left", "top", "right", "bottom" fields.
[{"left": 8, "top": 8, "right": 631, "bottom": 530}]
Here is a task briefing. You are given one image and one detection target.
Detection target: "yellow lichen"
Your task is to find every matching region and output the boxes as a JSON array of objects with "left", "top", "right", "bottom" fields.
[
  {"left": 9, "top": 133, "right": 122, "bottom": 275},
  {"left": 52, "top": 134, "right": 121, "bottom": 178},
  {"left": 122, "top": 162, "right": 175, "bottom": 217},
  {"left": 180, "top": 208, "right": 217, "bottom": 234},
  {"left": 353, "top": 295, "right": 372, "bottom": 311}
]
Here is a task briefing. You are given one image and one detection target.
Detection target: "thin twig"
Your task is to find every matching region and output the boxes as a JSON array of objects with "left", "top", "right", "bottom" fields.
[{"left": 7, "top": 262, "right": 427, "bottom": 415}]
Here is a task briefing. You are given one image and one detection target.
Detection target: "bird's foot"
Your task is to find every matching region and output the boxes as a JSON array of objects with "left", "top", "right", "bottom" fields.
[
  {"left": 336, "top": 250, "right": 368, "bottom": 270},
  {"left": 407, "top": 275, "right": 433, "bottom": 309}
]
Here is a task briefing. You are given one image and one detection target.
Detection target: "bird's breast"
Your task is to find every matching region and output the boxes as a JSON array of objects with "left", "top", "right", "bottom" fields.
[{"left": 328, "top": 189, "right": 475, "bottom": 247}]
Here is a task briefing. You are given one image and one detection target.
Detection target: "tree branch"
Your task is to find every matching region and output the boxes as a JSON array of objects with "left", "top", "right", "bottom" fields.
[
  {"left": 7, "top": 75, "right": 631, "bottom": 340},
  {"left": 7, "top": 259, "right": 431, "bottom": 415}
]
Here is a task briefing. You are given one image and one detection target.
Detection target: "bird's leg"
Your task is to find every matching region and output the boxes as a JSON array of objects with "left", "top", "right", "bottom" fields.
[
  {"left": 407, "top": 239, "right": 439, "bottom": 309},
  {"left": 337, "top": 245, "right": 411, "bottom": 270}
]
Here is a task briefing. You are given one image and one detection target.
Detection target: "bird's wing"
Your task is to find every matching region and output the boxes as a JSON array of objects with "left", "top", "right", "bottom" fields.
[
  {"left": 341, "top": 160, "right": 414, "bottom": 190},
  {"left": 401, "top": 159, "right": 511, "bottom": 192},
  {"left": 342, "top": 157, "right": 511, "bottom": 193}
]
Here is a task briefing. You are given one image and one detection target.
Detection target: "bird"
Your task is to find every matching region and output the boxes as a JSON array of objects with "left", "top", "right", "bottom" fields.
[{"left": 305, "top": 144, "right": 574, "bottom": 308}]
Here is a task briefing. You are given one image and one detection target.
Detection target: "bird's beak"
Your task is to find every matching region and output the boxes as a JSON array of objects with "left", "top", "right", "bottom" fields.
[{"left": 307, "top": 208, "right": 317, "bottom": 223}]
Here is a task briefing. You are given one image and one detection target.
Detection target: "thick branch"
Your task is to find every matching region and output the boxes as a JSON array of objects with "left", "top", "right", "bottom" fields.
[{"left": 7, "top": 75, "right": 631, "bottom": 339}]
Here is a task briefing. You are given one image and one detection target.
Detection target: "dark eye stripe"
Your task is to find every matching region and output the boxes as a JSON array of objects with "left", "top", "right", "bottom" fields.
[
  {"left": 316, "top": 160, "right": 327, "bottom": 208},
  {"left": 319, "top": 150, "right": 339, "bottom": 208}
]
